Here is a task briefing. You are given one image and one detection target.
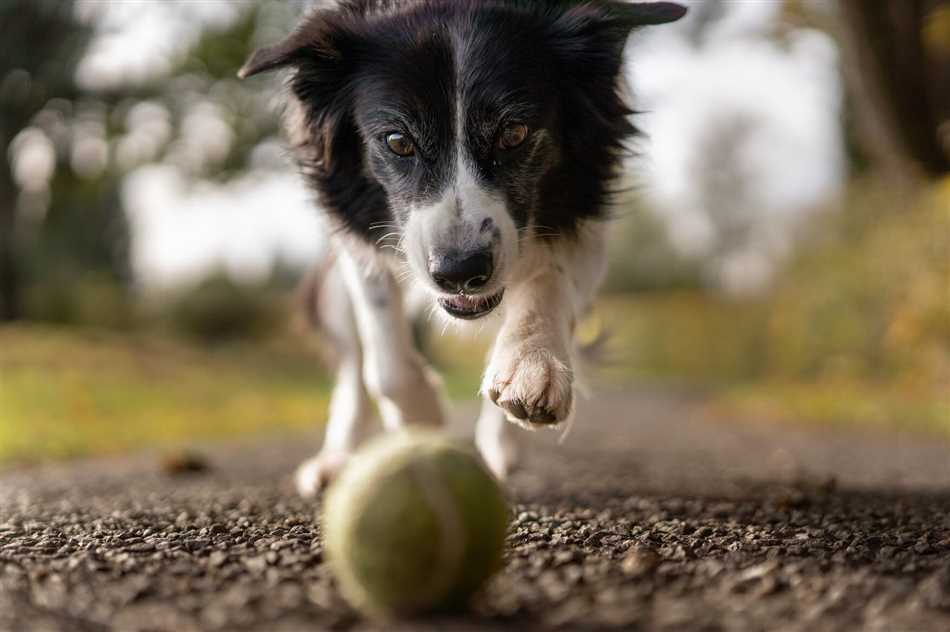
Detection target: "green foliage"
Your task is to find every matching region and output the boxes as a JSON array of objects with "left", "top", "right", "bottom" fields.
[
  {"left": 30, "top": 170, "right": 131, "bottom": 279},
  {"left": 24, "top": 274, "right": 136, "bottom": 329},
  {"left": 1, "top": 0, "right": 95, "bottom": 320},
  {"left": 598, "top": 179, "right": 950, "bottom": 431},
  {"left": 167, "top": 3, "right": 287, "bottom": 180},
  {"left": 766, "top": 181, "right": 950, "bottom": 383},
  {"left": 4, "top": 2, "right": 299, "bottom": 323},
  {"left": 0, "top": 0, "right": 91, "bottom": 130},
  {"left": 604, "top": 203, "right": 703, "bottom": 292},
  {"left": 18, "top": 166, "right": 135, "bottom": 327},
  {"left": 165, "top": 273, "right": 284, "bottom": 344},
  {"left": 180, "top": 7, "right": 259, "bottom": 80},
  {"left": 600, "top": 293, "right": 771, "bottom": 384}
]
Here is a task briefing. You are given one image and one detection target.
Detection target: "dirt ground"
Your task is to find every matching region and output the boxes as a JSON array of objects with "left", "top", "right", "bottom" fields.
[{"left": 3, "top": 388, "right": 950, "bottom": 631}]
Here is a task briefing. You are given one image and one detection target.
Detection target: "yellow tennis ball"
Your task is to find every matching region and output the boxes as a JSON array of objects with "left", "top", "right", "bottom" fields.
[{"left": 322, "top": 430, "right": 510, "bottom": 619}]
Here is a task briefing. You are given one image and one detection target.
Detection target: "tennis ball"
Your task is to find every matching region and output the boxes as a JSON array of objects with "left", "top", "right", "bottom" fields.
[{"left": 322, "top": 429, "right": 510, "bottom": 619}]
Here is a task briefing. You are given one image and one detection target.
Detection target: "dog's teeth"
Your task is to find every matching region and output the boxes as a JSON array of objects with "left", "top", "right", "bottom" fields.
[{"left": 438, "top": 289, "right": 504, "bottom": 320}]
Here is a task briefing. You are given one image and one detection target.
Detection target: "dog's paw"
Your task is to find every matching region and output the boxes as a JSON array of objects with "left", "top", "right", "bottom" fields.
[
  {"left": 483, "top": 345, "right": 574, "bottom": 427},
  {"left": 294, "top": 451, "right": 349, "bottom": 498}
]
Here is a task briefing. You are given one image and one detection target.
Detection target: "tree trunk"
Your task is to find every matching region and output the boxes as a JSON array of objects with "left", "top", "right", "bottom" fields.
[
  {"left": 0, "top": 165, "right": 19, "bottom": 322},
  {"left": 837, "top": 0, "right": 950, "bottom": 179}
]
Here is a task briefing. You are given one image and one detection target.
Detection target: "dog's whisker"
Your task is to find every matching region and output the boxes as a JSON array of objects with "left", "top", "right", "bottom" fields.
[
  {"left": 517, "top": 224, "right": 562, "bottom": 240},
  {"left": 425, "top": 302, "right": 442, "bottom": 325},
  {"left": 375, "top": 231, "right": 402, "bottom": 245},
  {"left": 368, "top": 221, "right": 401, "bottom": 230}
]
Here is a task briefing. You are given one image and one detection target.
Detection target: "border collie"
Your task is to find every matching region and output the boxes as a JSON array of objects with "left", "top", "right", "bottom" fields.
[{"left": 239, "top": 0, "right": 686, "bottom": 496}]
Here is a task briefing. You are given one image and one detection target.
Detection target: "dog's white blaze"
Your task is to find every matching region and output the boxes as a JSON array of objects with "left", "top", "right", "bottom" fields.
[
  {"left": 402, "top": 43, "right": 521, "bottom": 298},
  {"left": 403, "top": 150, "right": 518, "bottom": 298}
]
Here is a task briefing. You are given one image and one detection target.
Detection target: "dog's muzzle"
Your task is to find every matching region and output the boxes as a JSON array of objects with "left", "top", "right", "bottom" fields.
[
  {"left": 438, "top": 289, "right": 505, "bottom": 320},
  {"left": 429, "top": 249, "right": 503, "bottom": 319}
]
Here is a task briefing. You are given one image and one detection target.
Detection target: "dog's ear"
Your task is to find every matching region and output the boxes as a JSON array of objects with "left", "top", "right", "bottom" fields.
[
  {"left": 546, "top": 1, "right": 686, "bottom": 175},
  {"left": 552, "top": 1, "right": 687, "bottom": 69},
  {"left": 238, "top": 38, "right": 306, "bottom": 79},
  {"left": 553, "top": 1, "right": 687, "bottom": 59},
  {"left": 238, "top": 12, "right": 364, "bottom": 177},
  {"left": 237, "top": 12, "right": 351, "bottom": 80},
  {"left": 607, "top": 2, "right": 688, "bottom": 29}
]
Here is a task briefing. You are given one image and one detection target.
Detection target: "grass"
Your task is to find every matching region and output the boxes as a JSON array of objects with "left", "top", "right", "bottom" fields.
[
  {"left": 719, "top": 379, "right": 950, "bottom": 435},
  {"left": 0, "top": 321, "right": 493, "bottom": 465},
  {"left": 591, "top": 292, "right": 950, "bottom": 437},
  {"left": 0, "top": 325, "right": 333, "bottom": 464}
]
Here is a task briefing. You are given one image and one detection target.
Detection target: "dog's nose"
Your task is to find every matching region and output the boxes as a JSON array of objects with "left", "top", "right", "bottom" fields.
[{"left": 429, "top": 250, "right": 493, "bottom": 293}]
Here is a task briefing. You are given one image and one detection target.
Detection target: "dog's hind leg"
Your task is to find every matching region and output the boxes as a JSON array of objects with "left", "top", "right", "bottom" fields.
[
  {"left": 337, "top": 243, "right": 446, "bottom": 431},
  {"left": 295, "top": 257, "right": 372, "bottom": 498}
]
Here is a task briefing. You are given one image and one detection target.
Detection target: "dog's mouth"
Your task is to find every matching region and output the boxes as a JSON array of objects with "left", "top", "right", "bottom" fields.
[{"left": 438, "top": 289, "right": 504, "bottom": 320}]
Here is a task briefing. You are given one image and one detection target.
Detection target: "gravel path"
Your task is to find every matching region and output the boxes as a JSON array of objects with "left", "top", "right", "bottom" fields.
[{"left": 3, "top": 388, "right": 950, "bottom": 631}]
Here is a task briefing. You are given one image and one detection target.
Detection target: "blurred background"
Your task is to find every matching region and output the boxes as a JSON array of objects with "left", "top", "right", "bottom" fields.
[{"left": 0, "top": 0, "right": 947, "bottom": 464}]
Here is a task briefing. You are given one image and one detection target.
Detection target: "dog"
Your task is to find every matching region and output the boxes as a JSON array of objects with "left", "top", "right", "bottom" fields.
[{"left": 239, "top": 0, "right": 686, "bottom": 496}]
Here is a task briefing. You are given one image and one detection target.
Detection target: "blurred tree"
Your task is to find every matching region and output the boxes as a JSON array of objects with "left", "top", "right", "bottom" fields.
[
  {"left": 0, "top": 1, "right": 297, "bottom": 324},
  {"left": 157, "top": 4, "right": 286, "bottom": 181},
  {"left": 0, "top": 0, "right": 92, "bottom": 320},
  {"left": 838, "top": 0, "right": 950, "bottom": 179}
]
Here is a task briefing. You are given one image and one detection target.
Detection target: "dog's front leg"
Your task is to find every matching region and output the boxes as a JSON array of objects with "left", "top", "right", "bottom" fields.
[
  {"left": 338, "top": 244, "right": 446, "bottom": 430},
  {"left": 482, "top": 262, "right": 576, "bottom": 427},
  {"left": 295, "top": 259, "right": 372, "bottom": 497}
]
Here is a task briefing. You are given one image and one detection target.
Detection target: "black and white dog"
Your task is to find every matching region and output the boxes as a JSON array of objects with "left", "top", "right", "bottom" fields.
[{"left": 239, "top": 0, "right": 686, "bottom": 496}]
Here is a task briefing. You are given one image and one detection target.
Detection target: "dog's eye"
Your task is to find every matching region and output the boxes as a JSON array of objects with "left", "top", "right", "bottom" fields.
[
  {"left": 385, "top": 132, "right": 415, "bottom": 157},
  {"left": 498, "top": 123, "right": 529, "bottom": 150}
]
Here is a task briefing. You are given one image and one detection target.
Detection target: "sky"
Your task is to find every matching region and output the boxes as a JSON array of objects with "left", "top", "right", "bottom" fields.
[{"left": 68, "top": 0, "right": 845, "bottom": 292}]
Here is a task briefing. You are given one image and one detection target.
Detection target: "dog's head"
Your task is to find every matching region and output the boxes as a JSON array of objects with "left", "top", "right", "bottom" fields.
[{"left": 241, "top": 0, "right": 685, "bottom": 320}]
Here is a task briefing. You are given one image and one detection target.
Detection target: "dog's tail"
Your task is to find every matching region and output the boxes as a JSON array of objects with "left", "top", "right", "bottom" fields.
[{"left": 577, "top": 323, "right": 612, "bottom": 366}]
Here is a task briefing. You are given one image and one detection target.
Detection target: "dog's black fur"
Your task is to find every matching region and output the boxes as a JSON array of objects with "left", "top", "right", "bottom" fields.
[{"left": 240, "top": 0, "right": 686, "bottom": 245}]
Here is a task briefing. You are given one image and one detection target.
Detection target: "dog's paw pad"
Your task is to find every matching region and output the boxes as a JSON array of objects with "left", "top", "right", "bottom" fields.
[
  {"left": 483, "top": 347, "right": 574, "bottom": 427},
  {"left": 294, "top": 452, "right": 349, "bottom": 498}
]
